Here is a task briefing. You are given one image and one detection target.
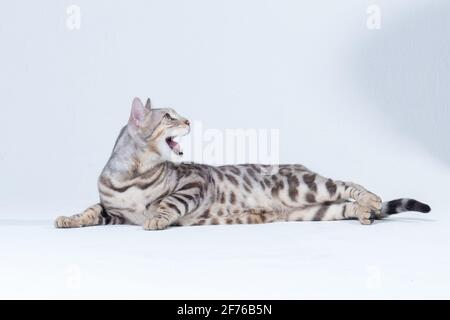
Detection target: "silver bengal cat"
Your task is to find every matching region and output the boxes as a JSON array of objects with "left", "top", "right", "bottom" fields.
[{"left": 55, "top": 98, "right": 431, "bottom": 230}]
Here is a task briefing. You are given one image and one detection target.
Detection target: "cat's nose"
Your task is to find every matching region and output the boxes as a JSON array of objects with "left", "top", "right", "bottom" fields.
[{"left": 184, "top": 120, "right": 190, "bottom": 126}]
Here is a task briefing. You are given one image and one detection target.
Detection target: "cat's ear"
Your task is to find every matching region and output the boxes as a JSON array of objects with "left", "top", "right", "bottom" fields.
[
  {"left": 145, "top": 98, "right": 152, "bottom": 110},
  {"left": 129, "top": 97, "right": 146, "bottom": 127}
]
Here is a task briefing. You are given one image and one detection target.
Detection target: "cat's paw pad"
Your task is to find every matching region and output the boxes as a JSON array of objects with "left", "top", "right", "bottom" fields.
[
  {"left": 356, "top": 206, "right": 376, "bottom": 225},
  {"left": 55, "top": 216, "right": 78, "bottom": 228},
  {"left": 143, "top": 218, "right": 170, "bottom": 230}
]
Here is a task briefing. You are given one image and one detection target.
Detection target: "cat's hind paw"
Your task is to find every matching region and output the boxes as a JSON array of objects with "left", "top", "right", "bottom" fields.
[
  {"left": 357, "top": 192, "right": 382, "bottom": 213},
  {"left": 355, "top": 205, "right": 376, "bottom": 225}
]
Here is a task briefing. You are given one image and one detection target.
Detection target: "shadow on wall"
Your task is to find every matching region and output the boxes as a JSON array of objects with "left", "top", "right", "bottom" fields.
[{"left": 353, "top": 1, "right": 450, "bottom": 165}]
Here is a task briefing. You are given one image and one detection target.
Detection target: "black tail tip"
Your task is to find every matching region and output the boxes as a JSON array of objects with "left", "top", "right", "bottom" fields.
[{"left": 406, "top": 200, "right": 431, "bottom": 213}]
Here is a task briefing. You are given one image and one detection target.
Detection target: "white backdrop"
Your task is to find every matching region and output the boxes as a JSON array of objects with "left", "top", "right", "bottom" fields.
[{"left": 0, "top": 1, "right": 449, "bottom": 299}]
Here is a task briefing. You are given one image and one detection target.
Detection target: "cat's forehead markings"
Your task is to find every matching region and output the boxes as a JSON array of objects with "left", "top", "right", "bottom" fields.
[
  {"left": 153, "top": 108, "right": 175, "bottom": 115},
  {"left": 150, "top": 109, "right": 168, "bottom": 118}
]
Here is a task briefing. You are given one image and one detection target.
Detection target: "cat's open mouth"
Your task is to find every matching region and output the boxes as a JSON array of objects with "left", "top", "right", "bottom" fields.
[{"left": 166, "top": 136, "right": 183, "bottom": 156}]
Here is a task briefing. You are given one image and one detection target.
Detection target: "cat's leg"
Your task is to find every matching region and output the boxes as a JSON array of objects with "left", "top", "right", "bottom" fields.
[
  {"left": 55, "top": 204, "right": 124, "bottom": 228},
  {"left": 304, "top": 176, "right": 381, "bottom": 211},
  {"left": 287, "top": 201, "right": 376, "bottom": 225},
  {"left": 143, "top": 192, "right": 198, "bottom": 230},
  {"left": 305, "top": 176, "right": 382, "bottom": 212},
  {"left": 190, "top": 202, "right": 374, "bottom": 226},
  {"left": 336, "top": 181, "right": 382, "bottom": 214},
  {"left": 272, "top": 168, "right": 381, "bottom": 214},
  {"left": 189, "top": 207, "right": 285, "bottom": 226}
]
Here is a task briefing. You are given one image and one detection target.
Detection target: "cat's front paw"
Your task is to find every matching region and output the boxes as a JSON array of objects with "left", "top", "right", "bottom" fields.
[
  {"left": 55, "top": 216, "right": 79, "bottom": 228},
  {"left": 143, "top": 218, "right": 170, "bottom": 230}
]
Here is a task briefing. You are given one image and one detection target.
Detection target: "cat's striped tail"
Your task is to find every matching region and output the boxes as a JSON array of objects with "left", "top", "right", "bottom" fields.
[{"left": 381, "top": 198, "right": 431, "bottom": 216}]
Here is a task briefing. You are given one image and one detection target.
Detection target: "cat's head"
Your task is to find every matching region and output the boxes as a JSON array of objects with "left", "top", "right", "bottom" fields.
[{"left": 127, "top": 97, "right": 190, "bottom": 159}]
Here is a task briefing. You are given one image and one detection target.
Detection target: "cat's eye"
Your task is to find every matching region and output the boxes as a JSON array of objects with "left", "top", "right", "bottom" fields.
[{"left": 164, "top": 113, "right": 175, "bottom": 121}]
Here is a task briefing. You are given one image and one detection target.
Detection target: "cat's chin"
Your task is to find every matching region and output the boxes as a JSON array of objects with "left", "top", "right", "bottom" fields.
[
  {"left": 164, "top": 148, "right": 184, "bottom": 162},
  {"left": 157, "top": 146, "right": 183, "bottom": 163}
]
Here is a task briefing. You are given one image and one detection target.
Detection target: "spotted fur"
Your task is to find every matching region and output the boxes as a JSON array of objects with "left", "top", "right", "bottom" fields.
[{"left": 55, "top": 98, "right": 431, "bottom": 230}]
